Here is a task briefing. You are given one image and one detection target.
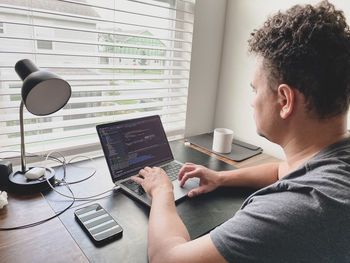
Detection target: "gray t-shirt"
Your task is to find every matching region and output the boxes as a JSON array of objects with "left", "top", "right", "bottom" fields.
[{"left": 210, "top": 137, "right": 350, "bottom": 263}]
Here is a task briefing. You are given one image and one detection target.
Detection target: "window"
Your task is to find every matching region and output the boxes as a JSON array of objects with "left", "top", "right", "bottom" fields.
[
  {"left": 35, "top": 27, "right": 54, "bottom": 50},
  {"left": 37, "top": 40, "right": 53, "bottom": 50},
  {"left": 99, "top": 56, "right": 110, "bottom": 64},
  {"left": 0, "top": 0, "right": 195, "bottom": 155}
]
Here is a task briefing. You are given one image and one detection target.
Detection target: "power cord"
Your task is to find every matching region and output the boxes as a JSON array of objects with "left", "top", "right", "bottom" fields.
[
  {"left": 1, "top": 150, "right": 114, "bottom": 197},
  {"left": 53, "top": 154, "right": 97, "bottom": 184},
  {"left": 0, "top": 179, "right": 75, "bottom": 231},
  {"left": 0, "top": 150, "right": 119, "bottom": 230},
  {"left": 44, "top": 151, "right": 119, "bottom": 200}
]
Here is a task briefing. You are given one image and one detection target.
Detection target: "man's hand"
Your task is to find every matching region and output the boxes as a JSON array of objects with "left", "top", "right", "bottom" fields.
[
  {"left": 131, "top": 166, "right": 173, "bottom": 197},
  {"left": 178, "top": 163, "right": 221, "bottom": 197}
]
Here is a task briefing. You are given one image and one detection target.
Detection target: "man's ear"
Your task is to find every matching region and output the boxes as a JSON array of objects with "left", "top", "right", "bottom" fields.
[{"left": 277, "top": 84, "right": 294, "bottom": 119}]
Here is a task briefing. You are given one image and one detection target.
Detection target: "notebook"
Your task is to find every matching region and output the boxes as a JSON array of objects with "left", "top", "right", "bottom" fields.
[{"left": 96, "top": 115, "right": 199, "bottom": 207}]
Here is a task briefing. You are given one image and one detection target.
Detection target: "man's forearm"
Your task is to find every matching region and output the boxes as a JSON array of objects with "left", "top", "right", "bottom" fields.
[
  {"left": 218, "top": 162, "right": 281, "bottom": 189},
  {"left": 148, "top": 189, "right": 190, "bottom": 263}
]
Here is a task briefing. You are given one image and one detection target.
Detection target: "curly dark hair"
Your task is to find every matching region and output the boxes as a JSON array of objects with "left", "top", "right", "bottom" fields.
[{"left": 248, "top": 0, "right": 350, "bottom": 119}]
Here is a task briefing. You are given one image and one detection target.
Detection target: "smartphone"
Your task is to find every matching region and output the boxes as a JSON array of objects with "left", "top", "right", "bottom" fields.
[{"left": 74, "top": 203, "right": 123, "bottom": 245}]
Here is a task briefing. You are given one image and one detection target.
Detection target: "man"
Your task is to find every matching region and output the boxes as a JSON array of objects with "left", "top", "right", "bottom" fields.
[{"left": 131, "top": 1, "right": 350, "bottom": 262}]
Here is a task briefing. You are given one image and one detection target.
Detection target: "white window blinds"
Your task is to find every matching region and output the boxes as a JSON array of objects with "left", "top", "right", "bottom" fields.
[{"left": 0, "top": 0, "right": 195, "bottom": 154}]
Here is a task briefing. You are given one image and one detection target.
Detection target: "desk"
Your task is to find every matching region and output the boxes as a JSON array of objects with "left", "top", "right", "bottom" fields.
[{"left": 0, "top": 141, "right": 279, "bottom": 263}]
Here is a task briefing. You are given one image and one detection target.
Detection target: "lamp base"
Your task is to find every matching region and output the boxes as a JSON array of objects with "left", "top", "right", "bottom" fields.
[{"left": 8, "top": 167, "right": 55, "bottom": 194}]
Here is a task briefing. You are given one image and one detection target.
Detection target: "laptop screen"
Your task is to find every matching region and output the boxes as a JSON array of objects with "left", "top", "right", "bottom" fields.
[{"left": 96, "top": 115, "right": 174, "bottom": 182}]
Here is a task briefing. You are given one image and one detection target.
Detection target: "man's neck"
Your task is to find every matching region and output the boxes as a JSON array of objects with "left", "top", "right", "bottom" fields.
[{"left": 280, "top": 115, "right": 349, "bottom": 174}]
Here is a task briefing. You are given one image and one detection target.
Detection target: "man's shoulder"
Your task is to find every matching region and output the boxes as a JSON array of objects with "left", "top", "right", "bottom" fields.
[
  {"left": 302, "top": 136, "right": 350, "bottom": 191},
  {"left": 245, "top": 141, "right": 350, "bottom": 218},
  {"left": 309, "top": 136, "right": 350, "bottom": 164},
  {"left": 280, "top": 136, "right": 350, "bottom": 188}
]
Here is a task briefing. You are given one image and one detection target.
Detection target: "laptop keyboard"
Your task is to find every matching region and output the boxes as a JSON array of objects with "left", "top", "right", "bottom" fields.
[
  {"left": 161, "top": 162, "right": 182, "bottom": 181},
  {"left": 121, "top": 179, "right": 144, "bottom": 195},
  {"left": 121, "top": 162, "right": 182, "bottom": 196}
]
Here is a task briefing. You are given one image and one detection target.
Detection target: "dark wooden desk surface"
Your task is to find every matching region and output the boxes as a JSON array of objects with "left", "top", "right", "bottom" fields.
[
  {"left": 0, "top": 141, "right": 280, "bottom": 263},
  {"left": 0, "top": 193, "right": 89, "bottom": 263}
]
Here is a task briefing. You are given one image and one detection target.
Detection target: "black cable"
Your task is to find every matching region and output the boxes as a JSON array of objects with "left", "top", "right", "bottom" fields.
[
  {"left": 0, "top": 151, "right": 103, "bottom": 230},
  {"left": 0, "top": 180, "right": 75, "bottom": 231},
  {"left": 1, "top": 150, "right": 97, "bottom": 186}
]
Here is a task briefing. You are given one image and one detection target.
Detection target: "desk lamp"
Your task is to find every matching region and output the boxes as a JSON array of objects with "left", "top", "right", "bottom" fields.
[{"left": 8, "top": 59, "right": 71, "bottom": 193}]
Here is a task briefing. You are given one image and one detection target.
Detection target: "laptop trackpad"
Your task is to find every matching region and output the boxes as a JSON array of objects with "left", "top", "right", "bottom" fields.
[{"left": 173, "top": 177, "right": 200, "bottom": 200}]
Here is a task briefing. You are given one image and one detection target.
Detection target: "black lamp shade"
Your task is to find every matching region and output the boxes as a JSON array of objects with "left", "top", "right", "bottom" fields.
[{"left": 15, "top": 59, "right": 71, "bottom": 116}]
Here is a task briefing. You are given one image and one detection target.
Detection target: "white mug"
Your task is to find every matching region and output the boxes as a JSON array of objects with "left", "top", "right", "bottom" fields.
[{"left": 212, "top": 128, "right": 234, "bottom": 153}]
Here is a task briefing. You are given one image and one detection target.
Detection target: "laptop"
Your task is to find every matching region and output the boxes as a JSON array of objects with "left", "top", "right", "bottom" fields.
[{"left": 96, "top": 115, "right": 199, "bottom": 207}]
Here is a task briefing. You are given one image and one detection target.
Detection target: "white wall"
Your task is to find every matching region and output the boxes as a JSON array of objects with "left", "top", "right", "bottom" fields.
[
  {"left": 185, "top": 0, "right": 227, "bottom": 137},
  {"left": 215, "top": 0, "right": 350, "bottom": 159}
]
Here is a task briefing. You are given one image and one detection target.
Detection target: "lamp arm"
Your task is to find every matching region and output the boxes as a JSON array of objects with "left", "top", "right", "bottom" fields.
[{"left": 20, "top": 100, "right": 26, "bottom": 173}]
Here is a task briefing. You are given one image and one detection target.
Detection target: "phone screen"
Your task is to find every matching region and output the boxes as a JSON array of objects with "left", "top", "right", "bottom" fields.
[{"left": 75, "top": 203, "right": 123, "bottom": 243}]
